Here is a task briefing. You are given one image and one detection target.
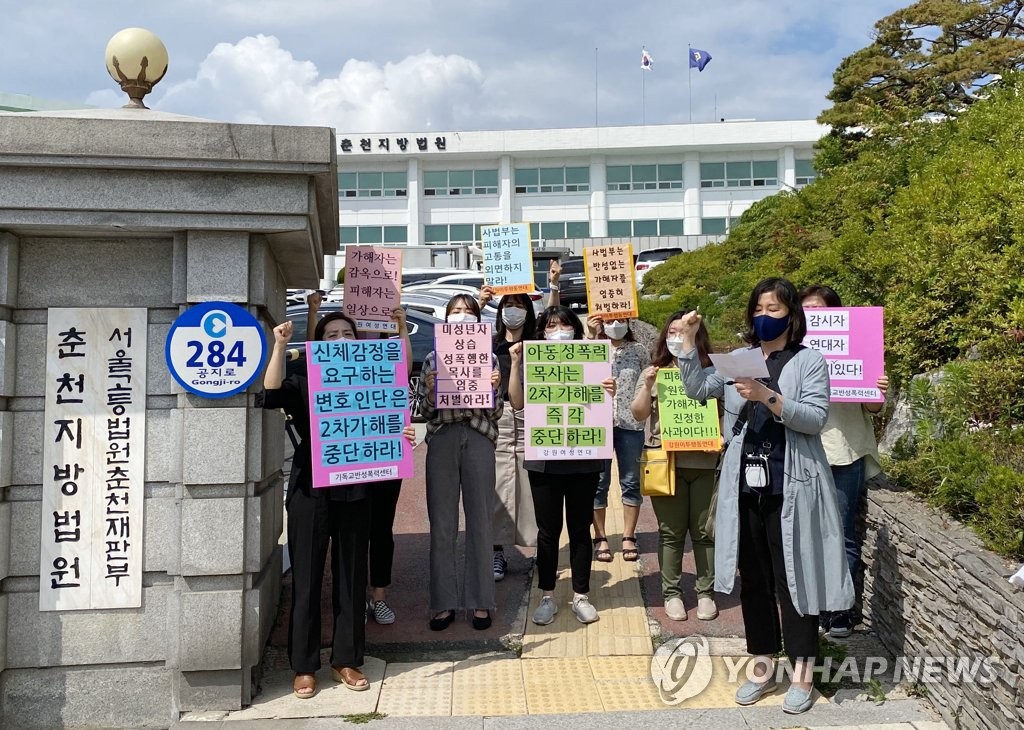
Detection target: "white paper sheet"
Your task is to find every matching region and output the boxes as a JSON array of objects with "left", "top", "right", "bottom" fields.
[{"left": 708, "top": 349, "right": 770, "bottom": 381}]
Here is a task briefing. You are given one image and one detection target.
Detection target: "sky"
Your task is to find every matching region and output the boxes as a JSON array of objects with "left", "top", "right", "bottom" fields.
[{"left": 0, "top": 0, "right": 908, "bottom": 132}]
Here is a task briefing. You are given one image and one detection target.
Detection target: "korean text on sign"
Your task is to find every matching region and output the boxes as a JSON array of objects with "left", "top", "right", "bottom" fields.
[
  {"left": 656, "top": 369, "right": 721, "bottom": 450},
  {"left": 803, "top": 306, "right": 885, "bottom": 403},
  {"left": 434, "top": 322, "right": 494, "bottom": 409},
  {"left": 306, "top": 339, "right": 413, "bottom": 486},
  {"left": 583, "top": 243, "right": 639, "bottom": 320},
  {"left": 523, "top": 341, "right": 613, "bottom": 460},
  {"left": 40, "top": 308, "right": 147, "bottom": 612},
  {"left": 480, "top": 223, "right": 535, "bottom": 295},
  {"left": 344, "top": 245, "right": 402, "bottom": 333}
]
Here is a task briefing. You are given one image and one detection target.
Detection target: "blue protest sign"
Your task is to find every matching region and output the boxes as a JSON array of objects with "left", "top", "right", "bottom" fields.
[{"left": 165, "top": 302, "right": 267, "bottom": 398}]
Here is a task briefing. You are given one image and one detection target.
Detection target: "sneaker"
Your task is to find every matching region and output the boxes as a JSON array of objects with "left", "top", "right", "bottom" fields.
[
  {"left": 370, "top": 599, "right": 396, "bottom": 625},
  {"left": 734, "top": 678, "right": 777, "bottom": 706},
  {"left": 828, "top": 611, "right": 852, "bottom": 638},
  {"left": 493, "top": 550, "right": 507, "bottom": 582},
  {"left": 665, "top": 596, "right": 687, "bottom": 621},
  {"left": 696, "top": 596, "right": 718, "bottom": 621},
  {"left": 571, "top": 594, "right": 600, "bottom": 624},
  {"left": 532, "top": 596, "right": 558, "bottom": 625},
  {"left": 782, "top": 685, "right": 815, "bottom": 714}
]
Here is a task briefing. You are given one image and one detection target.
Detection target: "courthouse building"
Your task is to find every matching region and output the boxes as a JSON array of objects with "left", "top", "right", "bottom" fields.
[{"left": 329, "top": 119, "right": 826, "bottom": 276}]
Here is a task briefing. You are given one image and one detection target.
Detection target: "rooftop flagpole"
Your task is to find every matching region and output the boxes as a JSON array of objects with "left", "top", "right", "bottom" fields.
[
  {"left": 688, "top": 44, "right": 693, "bottom": 123},
  {"left": 595, "top": 47, "right": 599, "bottom": 127}
]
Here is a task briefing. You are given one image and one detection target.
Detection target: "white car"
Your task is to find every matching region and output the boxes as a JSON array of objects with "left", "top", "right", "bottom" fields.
[{"left": 635, "top": 247, "right": 684, "bottom": 291}]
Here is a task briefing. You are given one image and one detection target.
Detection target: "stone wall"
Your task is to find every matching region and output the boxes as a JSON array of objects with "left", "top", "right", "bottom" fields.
[{"left": 862, "top": 481, "right": 1024, "bottom": 730}]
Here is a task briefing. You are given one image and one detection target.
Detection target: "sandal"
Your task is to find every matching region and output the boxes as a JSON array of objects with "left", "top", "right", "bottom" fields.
[
  {"left": 292, "top": 672, "right": 317, "bottom": 699},
  {"left": 331, "top": 666, "right": 370, "bottom": 692},
  {"left": 593, "top": 537, "right": 613, "bottom": 563},
  {"left": 621, "top": 536, "right": 639, "bottom": 562}
]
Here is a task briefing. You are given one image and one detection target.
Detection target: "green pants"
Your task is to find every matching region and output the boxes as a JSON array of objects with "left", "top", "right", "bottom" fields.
[{"left": 650, "top": 467, "right": 716, "bottom": 599}]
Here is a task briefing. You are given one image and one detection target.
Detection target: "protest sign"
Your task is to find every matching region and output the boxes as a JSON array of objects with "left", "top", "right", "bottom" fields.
[
  {"left": 306, "top": 339, "right": 413, "bottom": 486},
  {"left": 344, "top": 246, "right": 401, "bottom": 333},
  {"left": 804, "top": 306, "right": 885, "bottom": 402},
  {"left": 523, "top": 341, "right": 613, "bottom": 460},
  {"left": 656, "top": 368, "right": 721, "bottom": 450},
  {"left": 434, "top": 322, "right": 494, "bottom": 409},
  {"left": 481, "top": 223, "right": 534, "bottom": 295},
  {"left": 583, "top": 243, "right": 638, "bottom": 320}
]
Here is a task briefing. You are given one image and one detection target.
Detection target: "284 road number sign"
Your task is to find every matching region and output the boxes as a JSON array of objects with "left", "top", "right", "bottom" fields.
[{"left": 165, "top": 302, "right": 267, "bottom": 398}]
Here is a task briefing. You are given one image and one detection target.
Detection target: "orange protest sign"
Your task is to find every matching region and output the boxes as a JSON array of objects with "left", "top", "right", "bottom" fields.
[{"left": 583, "top": 243, "right": 638, "bottom": 320}]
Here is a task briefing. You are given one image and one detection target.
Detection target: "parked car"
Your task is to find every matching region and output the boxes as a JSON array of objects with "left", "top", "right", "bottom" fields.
[
  {"left": 431, "top": 272, "right": 486, "bottom": 289},
  {"left": 401, "top": 268, "right": 466, "bottom": 287},
  {"left": 634, "top": 247, "right": 683, "bottom": 290},
  {"left": 285, "top": 302, "right": 443, "bottom": 421},
  {"left": 557, "top": 257, "right": 587, "bottom": 308}
]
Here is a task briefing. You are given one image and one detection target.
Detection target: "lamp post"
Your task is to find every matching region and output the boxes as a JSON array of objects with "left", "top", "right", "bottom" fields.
[{"left": 104, "top": 28, "right": 168, "bottom": 109}]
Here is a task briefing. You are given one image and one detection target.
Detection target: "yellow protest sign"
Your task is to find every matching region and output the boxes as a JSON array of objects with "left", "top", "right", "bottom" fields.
[{"left": 583, "top": 243, "right": 638, "bottom": 320}]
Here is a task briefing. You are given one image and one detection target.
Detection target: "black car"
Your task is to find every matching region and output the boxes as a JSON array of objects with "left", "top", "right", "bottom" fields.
[
  {"left": 558, "top": 257, "right": 587, "bottom": 308},
  {"left": 285, "top": 302, "right": 442, "bottom": 420}
]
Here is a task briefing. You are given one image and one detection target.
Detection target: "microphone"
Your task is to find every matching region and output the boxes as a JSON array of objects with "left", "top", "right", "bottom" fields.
[{"left": 286, "top": 348, "right": 304, "bottom": 361}]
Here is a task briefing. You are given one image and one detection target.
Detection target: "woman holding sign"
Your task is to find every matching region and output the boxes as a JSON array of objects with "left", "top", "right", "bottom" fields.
[
  {"left": 507, "top": 306, "right": 617, "bottom": 626},
  {"left": 631, "top": 312, "right": 718, "bottom": 622},
  {"left": 800, "top": 284, "right": 888, "bottom": 639},
  {"left": 262, "top": 314, "right": 417, "bottom": 700},
  {"left": 674, "top": 278, "right": 852, "bottom": 715},
  {"left": 417, "top": 294, "right": 503, "bottom": 631},
  {"left": 587, "top": 315, "right": 650, "bottom": 563}
]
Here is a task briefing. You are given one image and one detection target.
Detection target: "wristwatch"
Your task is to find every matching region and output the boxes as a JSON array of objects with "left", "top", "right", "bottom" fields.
[
  {"left": 767, "top": 393, "right": 778, "bottom": 405},
  {"left": 549, "top": 284, "right": 559, "bottom": 291}
]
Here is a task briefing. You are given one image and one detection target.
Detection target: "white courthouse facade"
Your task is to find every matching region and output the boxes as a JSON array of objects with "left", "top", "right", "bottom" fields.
[{"left": 331, "top": 119, "right": 827, "bottom": 274}]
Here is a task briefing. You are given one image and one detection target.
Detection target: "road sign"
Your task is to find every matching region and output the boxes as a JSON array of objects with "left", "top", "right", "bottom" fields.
[{"left": 165, "top": 302, "right": 267, "bottom": 398}]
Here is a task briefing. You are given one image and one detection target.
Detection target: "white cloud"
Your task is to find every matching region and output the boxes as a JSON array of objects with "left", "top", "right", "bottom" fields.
[{"left": 150, "top": 35, "right": 484, "bottom": 130}]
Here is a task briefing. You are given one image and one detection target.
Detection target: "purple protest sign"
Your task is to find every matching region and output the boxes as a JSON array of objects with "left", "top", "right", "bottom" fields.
[
  {"left": 434, "top": 322, "right": 494, "bottom": 409},
  {"left": 804, "top": 306, "right": 885, "bottom": 403},
  {"left": 305, "top": 338, "right": 413, "bottom": 486}
]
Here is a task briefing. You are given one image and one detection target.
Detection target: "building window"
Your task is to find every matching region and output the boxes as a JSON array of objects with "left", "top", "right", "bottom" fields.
[
  {"left": 795, "top": 159, "right": 817, "bottom": 186},
  {"left": 701, "top": 217, "right": 740, "bottom": 235},
  {"left": 423, "top": 169, "right": 498, "bottom": 196},
  {"left": 526, "top": 221, "right": 589, "bottom": 240},
  {"left": 701, "top": 161, "right": 778, "bottom": 189},
  {"left": 338, "top": 171, "right": 407, "bottom": 198},
  {"left": 566, "top": 221, "right": 590, "bottom": 238},
  {"left": 340, "top": 226, "right": 357, "bottom": 244},
  {"left": 340, "top": 225, "right": 408, "bottom": 244},
  {"left": 514, "top": 166, "right": 590, "bottom": 194},
  {"left": 423, "top": 223, "right": 492, "bottom": 245},
  {"left": 606, "top": 219, "right": 685, "bottom": 237},
  {"left": 606, "top": 164, "right": 683, "bottom": 191}
]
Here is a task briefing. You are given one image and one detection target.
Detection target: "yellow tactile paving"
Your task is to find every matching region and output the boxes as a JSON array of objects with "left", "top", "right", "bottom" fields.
[
  {"left": 375, "top": 661, "right": 453, "bottom": 716},
  {"left": 588, "top": 656, "right": 670, "bottom": 712},
  {"left": 451, "top": 658, "right": 528, "bottom": 716},
  {"left": 521, "top": 657, "right": 604, "bottom": 714}
]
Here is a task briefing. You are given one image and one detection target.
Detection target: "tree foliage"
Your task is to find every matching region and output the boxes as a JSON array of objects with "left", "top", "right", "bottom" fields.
[{"left": 820, "top": 0, "right": 1024, "bottom": 136}]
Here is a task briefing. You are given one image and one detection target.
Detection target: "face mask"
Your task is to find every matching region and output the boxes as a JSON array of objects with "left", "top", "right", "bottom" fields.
[
  {"left": 447, "top": 312, "right": 477, "bottom": 323},
  {"left": 501, "top": 307, "right": 527, "bottom": 329},
  {"left": 666, "top": 338, "right": 687, "bottom": 357},
  {"left": 603, "top": 321, "right": 628, "bottom": 340},
  {"left": 752, "top": 313, "right": 791, "bottom": 342},
  {"left": 546, "top": 329, "right": 574, "bottom": 341}
]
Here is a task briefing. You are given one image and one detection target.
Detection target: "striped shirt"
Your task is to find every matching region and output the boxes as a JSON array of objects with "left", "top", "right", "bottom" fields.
[{"left": 415, "top": 351, "right": 504, "bottom": 443}]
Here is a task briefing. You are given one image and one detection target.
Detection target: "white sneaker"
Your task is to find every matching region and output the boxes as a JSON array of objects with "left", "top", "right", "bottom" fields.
[
  {"left": 665, "top": 596, "right": 687, "bottom": 621},
  {"left": 571, "top": 594, "right": 600, "bottom": 624},
  {"left": 697, "top": 596, "right": 718, "bottom": 621},
  {"left": 532, "top": 596, "right": 558, "bottom": 625}
]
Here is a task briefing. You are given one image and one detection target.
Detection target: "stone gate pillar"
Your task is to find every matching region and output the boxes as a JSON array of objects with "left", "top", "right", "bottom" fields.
[{"left": 0, "top": 108, "right": 338, "bottom": 728}]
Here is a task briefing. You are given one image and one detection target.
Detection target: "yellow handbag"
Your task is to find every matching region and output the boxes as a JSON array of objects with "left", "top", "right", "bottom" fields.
[{"left": 639, "top": 447, "right": 675, "bottom": 497}]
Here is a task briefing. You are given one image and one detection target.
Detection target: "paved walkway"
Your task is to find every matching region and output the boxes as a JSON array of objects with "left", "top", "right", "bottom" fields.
[{"left": 177, "top": 439, "right": 948, "bottom": 729}]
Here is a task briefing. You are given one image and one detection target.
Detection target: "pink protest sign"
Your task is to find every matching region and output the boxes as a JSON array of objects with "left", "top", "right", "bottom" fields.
[
  {"left": 804, "top": 306, "right": 885, "bottom": 403},
  {"left": 434, "top": 322, "right": 494, "bottom": 409},
  {"left": 523, "top": 341, "right": 613, "bottom": 460},
  {"left": 344, "top": 246, "right": 402, "bottom": 333},
  {"left": 305, "top": 338, "right": 413, "bottom": 486}
]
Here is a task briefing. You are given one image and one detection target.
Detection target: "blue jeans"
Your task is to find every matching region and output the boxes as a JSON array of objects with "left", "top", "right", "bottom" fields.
[
  {"left": 595, "top": 427, "right": 645, "bottom": 508},
  {"left": 831, "top": 458, "right": 866, "bottom": 579}
]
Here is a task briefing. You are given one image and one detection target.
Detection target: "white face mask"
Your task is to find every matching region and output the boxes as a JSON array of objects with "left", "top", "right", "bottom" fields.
[
  {"left": 447, "top": 312, "right": 477, "bottom": 323},
  {"left": 666, "top": 338, "right": 687, "bottom": 357},
  {"left": 603, "top": 320, "right": 628, "bottom": 340},
  {"left": 501, "top": 307, "right": 527, "bottom": 329},
  {"left": 546, "top": 329, "right": 574, "bottom": 341}
]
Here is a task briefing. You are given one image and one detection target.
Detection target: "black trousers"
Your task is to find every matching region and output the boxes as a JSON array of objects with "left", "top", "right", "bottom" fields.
[
  {"left": 529, "top": 470, "right": 599, "bottom": 595},
  {"left": 737, "top": 492, "right": 819, "bottom": 664},
  {"left": 287, "top": 487, "right": 370, "bottom": 673},
  {"left": 368, "top": 479, "right": 402, "bottom": 588}
]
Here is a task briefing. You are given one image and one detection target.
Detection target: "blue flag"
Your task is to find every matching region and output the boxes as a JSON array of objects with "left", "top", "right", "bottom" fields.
[{"left": 689, "top": 48, "right": 712, "bottom": 72}]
